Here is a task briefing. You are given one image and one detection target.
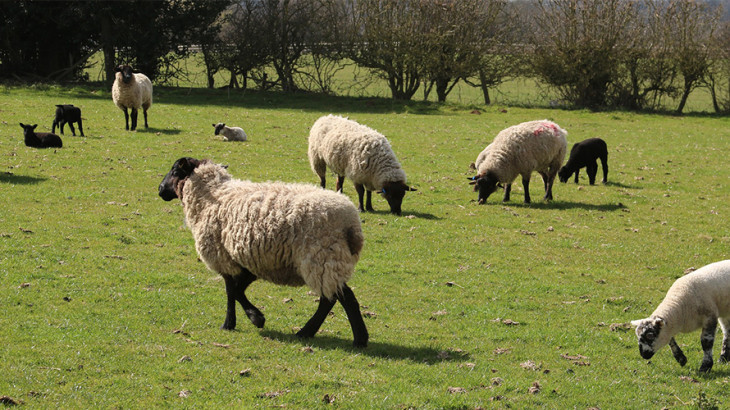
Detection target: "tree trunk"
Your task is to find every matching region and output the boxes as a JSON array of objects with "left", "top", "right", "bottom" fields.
[
  {"left": 479, "top": 69, "right": 491, "bottom": 105},
  {"left": 676, "top": 81, "right": 693, "bottom": 114}
]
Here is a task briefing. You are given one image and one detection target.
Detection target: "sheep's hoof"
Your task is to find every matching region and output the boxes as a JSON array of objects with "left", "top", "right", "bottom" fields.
[
  {"left": 295, "top": 329, "right": 315, "bottom": 339},
  {"left": 676, "top": 354, "right": 688, "bottom": 367},
  {"left": 247, "top": 312, "right": 265, "bottom": 329},
  {"left": 220, "top": 322, "right": 236, "bottom": 331},
  {"left": 352, "top": 338, "right": 368, "bottom": 348},
  {"left": 699, "top": 361, "right": 713, "bottom": 373}
]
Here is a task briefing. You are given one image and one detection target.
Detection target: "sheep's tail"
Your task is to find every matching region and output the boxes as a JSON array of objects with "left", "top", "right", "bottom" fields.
[{"left": 346, "top": 227, "right": 364, "bottom": 256}]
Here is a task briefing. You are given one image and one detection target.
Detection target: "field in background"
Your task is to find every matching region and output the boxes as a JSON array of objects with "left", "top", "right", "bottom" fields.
[
  {"left": 84, "top": 52, "right": 718, "bottom": 112},
  {"left": 1, "top": 83, "right": 730, "bottom": 407}
]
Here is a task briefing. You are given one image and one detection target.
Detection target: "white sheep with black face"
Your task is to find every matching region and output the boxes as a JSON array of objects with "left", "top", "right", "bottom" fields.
[
  {"left": 631, "top": 260, "right": 730, "bottom": 372},
  {"left": 213, "top": 123, "right": 247, "bottom": 141},
  {"left": 308, "top": 114, "right": 416, "bottom": 216},
  {"left": 158, "top": 157, "right": 369, "bottom": 348},
  {"left": 468, "top": 120, "right": 567, "bottom": 204},
  {"left": 111, "top": 64, "right": 152, "bottom": 131}
]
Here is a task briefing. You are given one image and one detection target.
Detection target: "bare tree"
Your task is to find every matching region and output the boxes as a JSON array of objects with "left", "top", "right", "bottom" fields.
[
  {"left": 527, "top": 0, "right": 636, "bottom": 109},
  {"left": 707, "top": 22, "right": 730, "bottom": 113},
  {"left": 663, "top": 0, "right": 721, "bottom": 114},
  {"left": 344, "top": 0, "right": 426, "bottom": 100}
]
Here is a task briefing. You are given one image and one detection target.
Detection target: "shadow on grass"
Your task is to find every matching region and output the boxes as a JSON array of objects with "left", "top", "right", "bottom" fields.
[
  {"left": 0, "top": 172, "right": 46, "bottom": 185},
  {"left": 132, "top": 127, "right": 182, "bottom": 135},
  {"left": 485, "top": 200, "right": 627, "bottom": 211},
  {"left": 261, "top": 329, "right": 470, "bottom": 363},
  {"left": 362, "top": 209, "right": 443, "bottom": 220}
]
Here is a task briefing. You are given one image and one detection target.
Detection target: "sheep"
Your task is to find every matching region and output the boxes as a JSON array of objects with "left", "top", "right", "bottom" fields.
[
  {"left": 111, "top": 64, "right": 152, "bottom": 131},
  {"left": 467, "top": 120, "right": 567, "bottom": 204},
  {"left": 52, "top": 104, "right": 84, "bottom": 137},
  {"left": 558, "top": 138, "right": 608, "bottom": 185},
  {"left": 158, "top": 157, "right": 369, "bottom": 348},
  {"left": 19, "top": 123, "right": 62, "bottom": 148},
  {"left": 212, "top": 123, "right": 247, "bottom": 141},
  {"left": 631, "top": 260, "right": 730, "bottom": 373},
  {"left": 308, "top": 114, "right": 416, "bottom": 216}
]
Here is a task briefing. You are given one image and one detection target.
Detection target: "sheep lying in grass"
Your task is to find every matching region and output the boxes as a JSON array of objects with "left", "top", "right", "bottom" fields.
[
  {"left": 468, "top": 120, "right": 567, "bottom": 204},
  {"left": 212, "top": 123, "right": 247, "bottom": 141},
  {"left": 308, "top": 114, "right": 416, "bottom": 215},
  {"left": 558, "top": 138, "right": 608, "bottom": 185},
  {"left": 52, "top": 104, "right": 84, "bottom": 137},
  {"left": 112, "top": 64, "right": 152, "bottom": 131},
  {"left": 19, "top": 123, "right": 62, "bottom": 148},
  {"left": 158, "top": 157, "right": 369, "bottom": 347},
  {"left": 631, "top": 260, "right": 730, "bottom": 372}
]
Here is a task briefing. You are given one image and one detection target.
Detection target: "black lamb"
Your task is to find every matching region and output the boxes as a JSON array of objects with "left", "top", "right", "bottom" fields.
[
  {"left": 52, "top": 104, "right": 84, "bottom": 137},
  {"left": 19, "top": 123, "right": 63, "bottom": 148},
  {"left": 558, "top": 138, "right": 608, "bottom": 185}
]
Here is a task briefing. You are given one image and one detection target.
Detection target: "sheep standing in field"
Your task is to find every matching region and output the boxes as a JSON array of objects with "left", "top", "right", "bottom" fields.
[
  {"left": 213, "top": 123, "right": 247, "bottom": 141},
  {"left": 468, "top": 120, "right": 567, "bottom": 204},
  {"left": 558, "top": 137, "right": 608, "bottom": 185},
  {"left": 631, "top": 260, "right": 730, "bottom": 373},
  {"left": 111, "top": 64, "right": 152, "bottom": 131},
  {"left": 52, "top": 104, "right": 84, "bottom": 137},
  {"left": 19, "top": 123, "right": 62, "bottom": 148},
  {"left": 158, "top": 157, "right": 369, "bottom": 347},
  {"left": 308, "top": 114, "right": 416, "bottom": 216}
]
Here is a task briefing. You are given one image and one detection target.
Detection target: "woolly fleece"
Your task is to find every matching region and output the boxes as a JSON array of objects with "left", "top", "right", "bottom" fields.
[
  {"left": 308, "top": 114, "right": 407, "bottom": 191},
  {"left": 181, "top": 161, "right": 364, "bottom": 300}
]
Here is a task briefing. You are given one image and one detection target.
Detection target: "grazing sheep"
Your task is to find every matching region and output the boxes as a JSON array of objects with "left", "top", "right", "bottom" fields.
[
  {"left": 111, "top": 64, "right": 152, "bottom": 131},
  {"left": 158, "top": 157, "right": 369, "bottom": 347},
  {"left": 212, "top": 123, "right": 247, "bottom": 141},
  {"left": 631, "top": 260, "right": 730, "bottom": 373},
  {"left": 308, "top": 114, "right": 416, "bottom": 215},
  {"left": 19, "top": 123, "right": 62, "bottom": 148},
  {"left": 468, "top": 120, "right": 567, "bottom": 204},
  {"left": 52, "top": 104, "right": 84, "bottom": 137},
  {"left": 558, "top": 138, "right": 608, "bottom": 185}
]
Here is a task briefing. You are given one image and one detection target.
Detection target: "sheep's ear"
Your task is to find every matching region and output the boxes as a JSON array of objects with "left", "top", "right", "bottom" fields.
[
  {"left": 406, "top": 185, "right": 417, "bottom": 192},
  {"left": 630, "top": 319, "right": 645, "bottom": 327},
  {"left": 19, "top": 123, "right": 24, "bottom": 127},
  {"left": 114, "top": 66, "right": 122, "bottom": 72},
  {"left": 31, "top": 124, "right": 38, "bottom": 129},
  {"left": 178, "top": 157, "right": 201, "bottom": 174},
  {"left": 497, "top": 182, "right": 504, "bottom": 188}
]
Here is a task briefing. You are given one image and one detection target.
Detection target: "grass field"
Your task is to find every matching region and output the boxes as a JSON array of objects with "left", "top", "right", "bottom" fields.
[{"left": 1, "top": 82, "right": 730, "bottom": 408}]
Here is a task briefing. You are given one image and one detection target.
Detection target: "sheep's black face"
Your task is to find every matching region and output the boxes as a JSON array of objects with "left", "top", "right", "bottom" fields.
[
  {"left": 159, "top": 157, "right": 201, "bottom": 201},
  {"left": 469, "top": 173, "right": 499, "bottom": 205},
  {"left": 19, "top": 123, "right": 37, "bottom": 137},
  {"left": 116, "top": 65, "right": 135, "bottom": 84},
  {"left": 558, "top": 166, "right": 570, "bottom": 183},
  {"left": 213, "top": 123, "right": 225, "bottom": 136},
  {"left": 632, "top": 317, "right": 664, "bottom": 360},
  {"left": 380, "top": 181, "right": 416, "bottom": 216}
]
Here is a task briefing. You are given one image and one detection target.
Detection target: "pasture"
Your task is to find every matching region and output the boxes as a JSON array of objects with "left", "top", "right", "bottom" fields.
[{"left": 1, "top": 83, "right": 730, "bottom": 408}]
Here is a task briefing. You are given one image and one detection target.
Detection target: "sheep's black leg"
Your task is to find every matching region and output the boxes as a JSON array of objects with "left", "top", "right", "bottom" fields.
[
  {"left": 130, "top": 108, "right": 138, "bottom": 131},
  {"left": 502, "top": 183, "right": 511, "bottom": 202},
  {"left": 669, "top": 337, "right": 687, "bottom": 366},
  {"left": 68, "top": 122, "right": 76, "bottom": 136},
  {"left": 354, "top": 183, "right": 366, "bottom": 212},
  {"left": 573, "top": 169, "right": 579, "bottom": 183},
  {"left": 365, "top": 190, "right": 374, "bottom": 212},
  {"left": 600, "top": 155, "right": 608, "bottom": 183},
  {"left": 337, "top": 284, "right": 369, "bottom": 348},
  {"left": 143, "top": 108, "right": 148, "bottom": 128},
  {"left": 542, "top": 173, "right": 554, "bottom": 201},
  {"left": 522, "top": 177, "right": 531, "bottom": 203},
  {"left": 587, "top": 161, "right": 598, "bottom": 185},
  {"left": 699, "top": 317, "right": 717, "bottom": 372},
  {"left": 719, "top": 318, "right": 730, "bottom": 363},
  {"left": 296, "top": 296, "right": 336, "bottom": 339},
  {"left": 335, "top": 176, "right": 345, "bottom": 193},
  {"left": 221, "top": 269, "right": 264, "bottom": 330},
  {"left": 319, "top": 175, "right": 327, "bottom": 189},
  {"left": 123, "top": 107, "right": 130, "bottom": 130},
  {"left": 59, "top": 121, "right": 66, "bottom": 135},
  {"left": 78, "top": 119, "right": 84, "bottom": 137}
]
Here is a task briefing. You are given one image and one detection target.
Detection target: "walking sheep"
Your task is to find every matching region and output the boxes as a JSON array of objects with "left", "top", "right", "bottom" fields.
[
  {"left": 112, "top": 64, "right": 152, "bottom": 131},
  {"left": 558, "top": 138, "right": 608, "bottom": 185},
  {"left": 213, "top": 123, "right": 247, "bottom": 141},
  {"left": 52, "top": 104, "right": 84, "bottom": 137},
  {"left": 308, "top": 114, "right": 416, "bottom": 216},
  {"left": 468, "top": 120, "right": 567, "bottom": 204},
  {"left": 19, "top": 123, "right": 62, "bottom": 148},
  {"left": 631, "top": 260, "right": 730, "bottom": 373},
  {"left": 158, "top": 157, "right": 369, "bottom": 347}
]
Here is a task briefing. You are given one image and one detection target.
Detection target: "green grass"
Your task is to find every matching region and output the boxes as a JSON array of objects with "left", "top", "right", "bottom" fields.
[{"left": 1, "top": 83, "right": 730, "bottom": 408}]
